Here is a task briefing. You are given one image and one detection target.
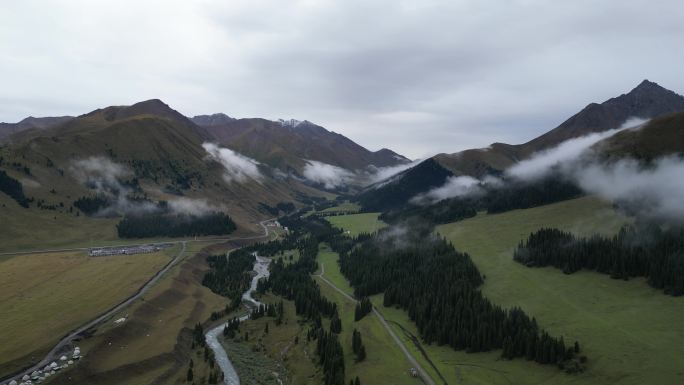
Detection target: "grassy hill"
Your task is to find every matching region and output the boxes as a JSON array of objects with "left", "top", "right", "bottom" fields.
[
  {"left": 0, "top": 100, "right": 333, "bottom": 251},
  {"left": 593, "top": 111, "right": 684, "bottom": 160}
]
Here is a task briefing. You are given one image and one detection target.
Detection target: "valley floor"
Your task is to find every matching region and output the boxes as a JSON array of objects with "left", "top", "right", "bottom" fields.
[
  {"left": 326, "top": 196, "right": 684, "bottom": 385},
  {"left": 438, "top": 196, "right": 684, "bottom": 385}
]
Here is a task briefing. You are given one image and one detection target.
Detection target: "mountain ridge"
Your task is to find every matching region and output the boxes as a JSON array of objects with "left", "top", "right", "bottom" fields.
[
  {"left": 433, "top": 80, "right": 684, "bottom": 177},
  {"left": 194, "top": 116, "right": 410, "bottom": 172}
]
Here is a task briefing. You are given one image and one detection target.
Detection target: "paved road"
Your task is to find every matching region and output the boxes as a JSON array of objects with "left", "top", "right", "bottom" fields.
[
  {"left": 2, "top": 219, "right": 276, "bottom": 384},
  {"left": 314, "top": 264, "right": 437, "bottom": 385}
]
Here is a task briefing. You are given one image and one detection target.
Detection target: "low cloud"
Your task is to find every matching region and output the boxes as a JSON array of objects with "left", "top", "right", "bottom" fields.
[
  {"left": 411, "top": 175, "right": 482, "bottom": 204},
  {"left": 167, "top": 197, "right": 219, "bottom": 216},
  {"left": 203, "top": 142, "right": 262, "bottom": 183},
  {"left": 364, "top": 159, "right": 421, "bottom": 186},
  {"left": 575, "top": 156, "right": 684, "bottom": 221},
  {"left": 507, "top": 117, "right": 649, "bottom": 181},
  {"left": 70, "top": 156, "right": 156, "bottom": 215},
  {"left": 302, "top": 160, "right": 354, "bottom": 189},
  {"left": 385, "top": 117, "right": 684, "bottom": 223},
  {"left": 501, "top": 116, "right": 684, "bottom": 220},
  {"left": 70, "top": 156, "right": 131, "bottom": 191},
  {"left": 70, "top": 156, "right": 222, "bottom": 217}
]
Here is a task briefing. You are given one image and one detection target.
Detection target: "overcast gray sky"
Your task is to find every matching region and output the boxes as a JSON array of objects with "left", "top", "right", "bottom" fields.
[{"left": 1, "top": 0, "right": 683, "bottom": 159}]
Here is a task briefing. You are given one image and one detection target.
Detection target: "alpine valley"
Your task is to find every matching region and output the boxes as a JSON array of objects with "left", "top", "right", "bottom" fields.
[{"left": 2, "top": 79, "right": 684, "bottom": 385}]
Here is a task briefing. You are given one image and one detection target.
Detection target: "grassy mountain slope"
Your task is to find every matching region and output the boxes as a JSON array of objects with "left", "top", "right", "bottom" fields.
[
  {"left": 593, "top": 111, "right": 684, "bottom": 160},
  {"left": 0, "top": 100, "right": 329, "bottom": 249}
]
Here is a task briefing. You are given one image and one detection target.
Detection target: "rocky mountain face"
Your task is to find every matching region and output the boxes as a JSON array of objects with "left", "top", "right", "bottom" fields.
[{"left": 194, "top": 117, "right": 410, "bottom": 173}]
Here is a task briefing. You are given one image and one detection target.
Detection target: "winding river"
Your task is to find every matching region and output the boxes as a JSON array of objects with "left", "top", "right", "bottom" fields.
[{"left": 205, "top": 253, "right": 271, "bottom": 385}]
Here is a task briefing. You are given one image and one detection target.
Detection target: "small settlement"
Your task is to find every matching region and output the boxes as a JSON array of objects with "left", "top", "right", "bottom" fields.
[
  {"left": 88, "top": 243, "right": 172, "bottom": 257},
  {"left": 5, "top": 347, "right": 81, "bottom": 385}
]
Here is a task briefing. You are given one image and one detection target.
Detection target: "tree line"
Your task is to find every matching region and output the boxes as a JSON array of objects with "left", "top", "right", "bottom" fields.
[
  {"left": 351, "top": 329, "right": 366, "bottom": 362},
  {"left": 331, "top": 225, "right": 583, "bottom": 369},
  {"left": 514, "top": 225, "right": 684, "bottom": 295},
  {"left": 314, "top": 327, "right": 346, "bottom": 385},
  {"left": 116, "top": 211, "right": 236, "bottom": 238},
  {"left": 252, "top": 215, "right": 355, "bottom": 384},
  {"left": 202, "top": 248, "right": 255, "bottom": 308},
  {"left": 73, "top": 194, "right": 110, "bottom": 215},
  {"left": 0, "top": 169, "right": 30, "bottom": 208},
  {"left": 256, "top": 236, "right": 338, "bottom": 320},
  {"left": 354, "top": 297, "right": 372, "bottom": 321}
]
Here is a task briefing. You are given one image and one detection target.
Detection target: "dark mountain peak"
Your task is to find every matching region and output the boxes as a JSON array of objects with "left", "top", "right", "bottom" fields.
[
  {"left": 521, "top": 80, "right": 684, "bottom": 152},
  {"left": 623, "top": 79, "right": 680, "bottom": 100},
  {"left": 633, "top": 79, "right": 662, "bottom": 92},
  {"left": 82, "top": 99, "right": 193, "bottom": 126},
  {"left": 123, "top": 99, "right": 179, "bottom": 118},
  {"left": 357, "top": 157, "right": 453, "bottom": 211},
  {"left": 374, "top": 148, "right": 411, "bottom": 163},
  {"left": 191, "top": 113, "right": 235, "bottom": 127}
]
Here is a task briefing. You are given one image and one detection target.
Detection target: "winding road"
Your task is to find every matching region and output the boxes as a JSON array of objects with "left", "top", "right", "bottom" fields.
[
  {"left": 314, "top": 264, "right": 437, "bottom": 385},
  {"left": 1, "top": 219, "right": 276, "bottom": 385}
]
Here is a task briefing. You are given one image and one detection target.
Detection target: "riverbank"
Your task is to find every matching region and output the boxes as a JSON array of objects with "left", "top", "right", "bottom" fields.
[{"left": 205, "top": 254, "right": 271, "bottom": 385}]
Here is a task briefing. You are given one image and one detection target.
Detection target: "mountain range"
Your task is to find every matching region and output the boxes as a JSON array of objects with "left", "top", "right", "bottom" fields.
[
  {"left": 0, "top": 99, "right": 410, "bottom": 237},
  {"left": 359, "top": 80, "right": 684, "bottom": 210},
  {"left": 1, "top": 79, "right": 683, "bottom": 236}
]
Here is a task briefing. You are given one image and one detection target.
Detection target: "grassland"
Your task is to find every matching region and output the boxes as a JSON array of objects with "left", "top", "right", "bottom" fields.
[
  {"left": 44, "top": 239, "right": 244, "bottom": 385},
  {"left": 0, "top": 192, "right": 270, "bottom": 254},
  {"left": 0, "top": 248, "right": 173, "bottom": 378},
  {"left": 318, "top": 196, "right": 684, "bottom": 385},
  {"left": 315, "top": 244, "right": 422, "bottom": 385},
  {"left": 325, "top": 212, "right": 386, "bottom": 236},
  {"left": 432, "top": 196, "right": 684, "bottom": 385}
]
